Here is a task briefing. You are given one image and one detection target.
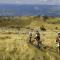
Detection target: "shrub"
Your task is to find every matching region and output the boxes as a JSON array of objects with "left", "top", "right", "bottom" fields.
[
  {"left": 55, "top": 27, "right": 58, "bottom": 30},
  {"left": 43, "top": 16, "right": 48, "bottom": 21},
  {"left": 26, "top": 27, "right": 30, "bottom": 29},
  {"left": 40, "top": 25, "right": 46, "bottom": 31}
]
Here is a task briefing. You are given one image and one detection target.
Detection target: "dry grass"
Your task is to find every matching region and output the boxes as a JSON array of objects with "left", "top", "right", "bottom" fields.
[
  {"left": 0, "top": 26, "right": 60, "bottom": 60},
  {"left": 0, "top": 16, "right": 60, "bottom": 60}
]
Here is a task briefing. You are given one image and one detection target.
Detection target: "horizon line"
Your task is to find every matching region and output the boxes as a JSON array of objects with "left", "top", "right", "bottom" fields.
[{"left": 0, "top": 3, "right": 60, "bottom": 5}]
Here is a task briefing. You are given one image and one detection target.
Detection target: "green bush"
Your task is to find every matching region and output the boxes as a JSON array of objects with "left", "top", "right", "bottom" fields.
[{"left": 40, "top": 25, "right": 46, "bottom": 31}]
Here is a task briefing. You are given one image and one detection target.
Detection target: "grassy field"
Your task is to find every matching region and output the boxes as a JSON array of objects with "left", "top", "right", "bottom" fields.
[{"left": 0, "top": 16, "right": 60, "bottom": 60}]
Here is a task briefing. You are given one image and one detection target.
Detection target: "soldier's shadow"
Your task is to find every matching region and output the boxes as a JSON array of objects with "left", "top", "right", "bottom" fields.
[
  {"left": 27, "top": 40, "right": 47, "bottom": 52},
  {"left": 27, "top": 40, "right": 58, "bottom": 53}
]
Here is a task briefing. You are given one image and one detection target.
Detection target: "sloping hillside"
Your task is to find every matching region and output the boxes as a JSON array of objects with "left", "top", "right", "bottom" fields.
[
  {"left": 0, "top": 27, "right": 60, "bottom": 60},
  {"left": 0, "top": 16, "right": 60, "bottom": 28},
  {"left": 0, "top": 16, "right": 60, "bottom": 60}
]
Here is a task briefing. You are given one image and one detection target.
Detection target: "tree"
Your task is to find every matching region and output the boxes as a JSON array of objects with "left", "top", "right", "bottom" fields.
[{"left": 43, "top": 16, "right": 48, "bottom": 21}]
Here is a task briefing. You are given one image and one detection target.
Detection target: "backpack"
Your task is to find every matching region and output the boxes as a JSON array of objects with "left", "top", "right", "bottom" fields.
[
  {"left": 36, "top": 32, "right": 40, "bottom": 37},
  {"left": 56, "top": 37, "right": 60, "bottom": 43}
]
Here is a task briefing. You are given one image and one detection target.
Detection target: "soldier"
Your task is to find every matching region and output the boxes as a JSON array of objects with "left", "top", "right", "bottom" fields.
[
  {"left": 56, "top": 32, "right": 60, "bottom": 54},
  {"left": 35, "top": 31, "right": 40, "bottom": 48},
  {"left": 29, "top": 30, "right": 33, "bottom": 43}
]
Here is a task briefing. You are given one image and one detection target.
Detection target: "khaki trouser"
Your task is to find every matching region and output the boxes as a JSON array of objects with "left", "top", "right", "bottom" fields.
[
  {"left": 57, "top": 43, "right": 60, "bottom": 55},
  {"left": 29, "top": 37, "right": 32, "bottom": 43}
]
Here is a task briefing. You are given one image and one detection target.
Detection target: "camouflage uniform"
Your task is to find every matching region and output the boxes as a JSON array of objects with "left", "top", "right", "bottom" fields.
[
  {"left": 35, "top": 31, "right": 40, "bottom": 48},
  {"left": 56, "top": 32, "right": 60, "bottom": 54},
  {"left": 29, "top": 31, "right": 32, "bottom": 43},
  {"left": 56, "top": 37, "right": 60, "bottom": 48}
]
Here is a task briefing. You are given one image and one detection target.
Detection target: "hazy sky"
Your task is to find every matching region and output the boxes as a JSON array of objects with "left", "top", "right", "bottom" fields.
[{"left": 0, "top": 0, "right": 60, "bottom": 5}]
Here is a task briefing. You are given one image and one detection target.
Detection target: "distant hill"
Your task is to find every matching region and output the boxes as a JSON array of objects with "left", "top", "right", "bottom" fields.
[
  {"left": 0, "top": 4, "right": 60, "bottom": 16},
  {"left": 0, "top": 16, "right": 60, "bottom": 28}
]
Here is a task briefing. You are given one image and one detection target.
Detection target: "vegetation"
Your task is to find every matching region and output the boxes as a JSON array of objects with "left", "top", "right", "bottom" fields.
[
  {"left": 0, "top": 16, "right": 60, "bottom": 60},
  {"left": 40, "top": 25, "right": 46, "bottom": 31}
]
